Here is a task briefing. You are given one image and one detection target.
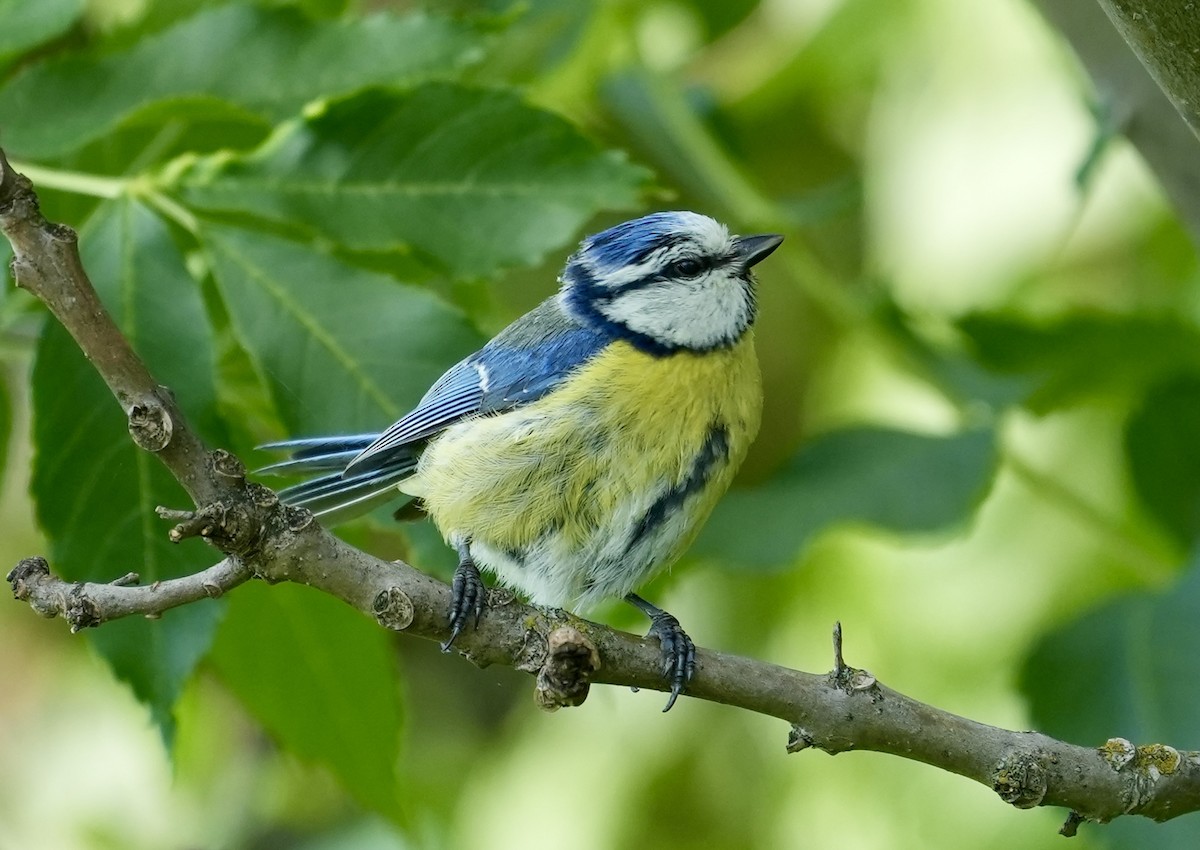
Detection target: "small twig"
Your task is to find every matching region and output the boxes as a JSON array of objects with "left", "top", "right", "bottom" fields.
[
  {"left": 828, "top": 620, "right": 877, "bottom": 694},
  {"left": 8, "top": 556, "right": 250, "bottom": 628}
]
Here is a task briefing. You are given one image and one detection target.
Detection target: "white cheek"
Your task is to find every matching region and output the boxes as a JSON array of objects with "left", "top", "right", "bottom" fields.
[{"left": 599, "top": 274, "right": 752, "bottom": 349}]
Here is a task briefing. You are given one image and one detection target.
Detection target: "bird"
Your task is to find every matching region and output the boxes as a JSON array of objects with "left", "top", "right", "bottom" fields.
[{"left": 260, "top": 211, "right": 783, "bottom": 710}]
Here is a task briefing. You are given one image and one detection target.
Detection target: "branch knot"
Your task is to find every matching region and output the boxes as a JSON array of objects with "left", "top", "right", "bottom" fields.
[
  {"left": 65, "top": 585, "right": 101, "bottom": 633},
  {"left": 157, "top": 494, "right": 270, "bottom": 558},
  {"left": 993, "top": 750, "right": 1049, "bottom": 809},
  {"left": 128, "top": 400, "right": 173, "bottom": 452},
  {"left": 535, "top": 625, "right": 600, "bottom": 711},
  {"left": 7, "top": 556, "right": 49, "bottom": 601},
  {"left": 373, "top": 586, "right": 414, "bottom": 631}
]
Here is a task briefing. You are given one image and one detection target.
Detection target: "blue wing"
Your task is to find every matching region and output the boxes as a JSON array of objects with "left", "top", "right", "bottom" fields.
[
  {"left": 345, "top": 296, "right": 609, "bottom": 474},
  {"left": 259, "top": 296, "right": 609, "bottom": 520}
]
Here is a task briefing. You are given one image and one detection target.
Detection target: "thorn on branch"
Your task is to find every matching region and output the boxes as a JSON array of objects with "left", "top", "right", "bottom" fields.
[
  {"left": 787, "top": 725, "right": 815, "bottom": 753},
  {"left": 829, "top": 620, "right": 877, "bottom": 694},
  {"left": 535, "top": 625, "right": 600, "bottom": 711},
  {"left": 1060, "top": 811, "right": 1085, "bottom": 837},
  {"left": 109, "top": 572, "right": 140, "bottom": 586}
]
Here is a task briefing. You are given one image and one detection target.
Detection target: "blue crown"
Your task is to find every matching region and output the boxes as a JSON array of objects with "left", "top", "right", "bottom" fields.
[{"left": 575, "top": 211, "right": 715, "bottom": 276}]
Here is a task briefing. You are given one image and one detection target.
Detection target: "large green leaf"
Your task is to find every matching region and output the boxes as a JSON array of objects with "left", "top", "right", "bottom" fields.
[
  {"left": 0, "top": 0, "right": 83, "bottom": 65},
  {"left": 1022, "top": 559, "right": 1200, "bottom": 848},
  {"left": 178, "top": 85, "right": 650, "bottom": 277},
  {"left": 30, "top": 198, "right": 224, "bottom": 735},
  {"left": 203, "top": 225, "right": 484, "bottom": 436},
  {"left": 0, "top": 5, "right": 484, "bottom": 158},
  {"left": 959, "top": 313, "right": 1200, "bottom": 414},
  {"left": 696, "top": 427, "right": 997, "bottom": 569},
  {"left": 209, "top": 581, "right": 404, "bottom": 821},
  {"left": 1127, "top": 376, "right": 1200, "bottom": 549}
]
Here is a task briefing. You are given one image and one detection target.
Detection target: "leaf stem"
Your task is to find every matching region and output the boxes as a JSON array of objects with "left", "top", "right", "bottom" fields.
[
  {"left": 9, "top": 161, "right": 127, "bottom": 199},
  {"left": 138, "top": 188, "right": 200, "bottom": 235}
]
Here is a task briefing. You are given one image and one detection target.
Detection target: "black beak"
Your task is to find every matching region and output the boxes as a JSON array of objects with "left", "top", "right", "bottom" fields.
[{"left": 735, "top": 233, "right": 784, "bottom": 268}]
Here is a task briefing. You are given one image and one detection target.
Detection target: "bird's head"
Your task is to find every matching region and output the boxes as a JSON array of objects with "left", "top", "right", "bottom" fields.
[{"left": 559, "top": 211, "right": 783, "bottom": 354}]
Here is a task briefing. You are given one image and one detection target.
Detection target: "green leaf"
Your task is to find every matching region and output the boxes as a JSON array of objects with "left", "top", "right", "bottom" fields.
[
  {"left": 959, "top": 313, "right": 1200, "bottom": 414},
  {"left": 1127, "top": 376, "right": 1200, "bottom": 548},
  {"left": 30, "top": 198, "right": 224, "bottom": 735},
  {"left": 696, "top": 427, "right": 997, "bottom": 569},
  {"left": 178, "top": 85, "right": 651, "bottom": 277},
  {"left": 0, "top": 6, "right": 484, "bottom": 159},
  {"left": 209, "top": 581, "right": 404, "bottom": 821},
  {"left": 1022, "top": 560, "right": 1200, "bottom": 848},
  {"left": 0, "top": 0, "right": 83, "bottom": 65},
  {"left": 203, "top": 225, "right": 484, "bottom": 435}
]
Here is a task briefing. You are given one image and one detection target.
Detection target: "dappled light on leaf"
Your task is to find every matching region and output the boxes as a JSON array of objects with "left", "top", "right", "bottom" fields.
[{"left": 178, "top": 85, "right": 651, "bottom": 277}]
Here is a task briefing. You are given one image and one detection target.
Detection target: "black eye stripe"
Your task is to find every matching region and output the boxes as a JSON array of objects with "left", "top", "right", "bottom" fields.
[{"left": 598, "top": 254, "right": 737, "bottom": 297}]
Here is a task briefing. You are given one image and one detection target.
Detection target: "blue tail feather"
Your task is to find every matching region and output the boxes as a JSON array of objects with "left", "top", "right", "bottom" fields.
[{"left": 257, "top": 434, "right": 419, "bottom": 524}]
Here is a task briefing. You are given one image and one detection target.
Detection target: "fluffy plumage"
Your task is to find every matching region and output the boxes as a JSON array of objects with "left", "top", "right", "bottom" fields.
[{"left": 262, "top": 211, "right": 782, "bottom": 707}]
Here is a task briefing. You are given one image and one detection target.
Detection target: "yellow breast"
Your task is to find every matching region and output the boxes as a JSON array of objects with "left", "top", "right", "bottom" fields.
[{"left": 402, "top": 334, "right": 761, "bottom": 608}]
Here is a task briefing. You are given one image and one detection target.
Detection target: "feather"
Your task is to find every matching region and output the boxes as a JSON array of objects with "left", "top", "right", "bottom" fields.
[
  {"left": 345, "top": 296, "right": 610, "bottom": 474},
  {"left": 256, "top": 434, "right": 378, "bottom": 474}
]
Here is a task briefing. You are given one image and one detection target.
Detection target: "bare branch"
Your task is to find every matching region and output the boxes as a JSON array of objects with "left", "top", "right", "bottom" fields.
[
  {"left": 1033, "top": 0, "right": 1200, "bottom": 243},
  {"left": 5, "top": 152, "right": 1200, "bottom": 834},
  {"left": 7, "top": 556, "right": 251, "bottom": 631},
  {"left": 1092, "top": 0, "right": 1200, "bottom": 143},
  {"left": 11, "top": 542, "right": 1200, "bottom": 828},
  {"left": 0, "top": 148, "right": 236, "bottom": 507}
]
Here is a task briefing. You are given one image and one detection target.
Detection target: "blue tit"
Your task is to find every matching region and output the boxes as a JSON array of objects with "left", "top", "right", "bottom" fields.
[{"left": 261, "top": 211, "right": 782, "bottom": 710}]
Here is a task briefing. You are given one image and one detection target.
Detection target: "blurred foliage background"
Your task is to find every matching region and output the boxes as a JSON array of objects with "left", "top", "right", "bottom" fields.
[{"left": 1, "top": 0, "right": 1199, "bottom": 847}]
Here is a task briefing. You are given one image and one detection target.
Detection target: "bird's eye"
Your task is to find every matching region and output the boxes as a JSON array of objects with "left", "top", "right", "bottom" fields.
[{"left": 671, "top": 257, "right": 705, "bottom": 278}]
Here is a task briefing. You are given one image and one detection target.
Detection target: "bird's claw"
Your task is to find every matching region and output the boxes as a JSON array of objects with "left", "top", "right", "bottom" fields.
[
  {"left": 442, "top": 557, "right": 486, "bottom": 652},
  {"left": 646, "top": 610, "right": 696, "bottom": 712}
]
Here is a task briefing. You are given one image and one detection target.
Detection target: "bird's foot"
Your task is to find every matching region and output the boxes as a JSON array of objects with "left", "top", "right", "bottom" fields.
[
  {"left": 626, "top": 593, "right": 696, "bottom": 712},
  {"left": 442, "top": 556, "right": 486, "bottom": 652},
  {"left": 646, "top": 610, "right": 696, "bottom": 712}
]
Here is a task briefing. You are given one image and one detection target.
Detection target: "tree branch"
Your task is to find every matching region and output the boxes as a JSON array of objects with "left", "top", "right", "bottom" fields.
[
  {"left": 1033, "top": 0, "right": 1200, "bottom": 243},
  {"left": 4, "top": 152, "right": 1200, "bottom": 834},
  {"left": 1091, "top": 0, "right": 1200, "bottom": 144}
]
